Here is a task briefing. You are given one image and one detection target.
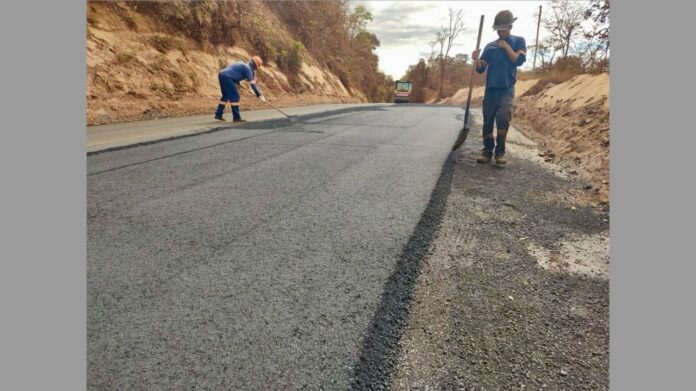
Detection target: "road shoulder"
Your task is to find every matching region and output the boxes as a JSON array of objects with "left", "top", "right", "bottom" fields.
[{"left": 391, "top": 116, "right": 609, "bottom": 390}]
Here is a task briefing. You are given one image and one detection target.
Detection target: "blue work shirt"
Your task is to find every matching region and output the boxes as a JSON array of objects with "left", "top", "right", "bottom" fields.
[
  {"left": 476, "top": 35, "right": 527, "bottom": 89},
  {"left": 220, "top": 61, "right": 255, "bottom": 82},
  {"left": 220, "top": 61, "right": 261, "bottom": 96}
]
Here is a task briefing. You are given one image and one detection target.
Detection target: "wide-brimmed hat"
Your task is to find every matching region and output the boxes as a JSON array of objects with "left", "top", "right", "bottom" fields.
[{"left": 492, "top": 10, "right": 517, "bottom": 30}]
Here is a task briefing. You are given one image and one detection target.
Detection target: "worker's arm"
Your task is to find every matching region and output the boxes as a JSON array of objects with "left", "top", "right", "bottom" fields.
[
  {"left": 473, "top": 48, "right": 488, "bottom": 74},
  {"left": 244, "top": 65, "right": 263, "bottom": 98},
  {"left": 249, "top": 79, "right": 266, "bottom": 102},
  {"left": 498, "top": 39, "right": 527, "bottom": 66},
  {"left": 249, "top": 79, "right": 261, "bottom": 97}
]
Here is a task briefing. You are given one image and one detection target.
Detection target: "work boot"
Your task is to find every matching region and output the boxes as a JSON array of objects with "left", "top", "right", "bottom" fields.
[
  {"left": 495, "top": 154, "right": 507, "bottom": 165},
  {"left": 232, "top": 105, "right": 244, "bottom": 122},
  {"left": 476, "top": 150, "right": 493, "bottom": 163},
  {"left": 215, "top": 103, "right": 226, "bottom": 120}
]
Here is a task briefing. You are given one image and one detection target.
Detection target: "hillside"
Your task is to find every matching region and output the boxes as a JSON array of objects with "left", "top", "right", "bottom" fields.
[
  {"left": 87, "top": 1, "right": 391, "bottom": 125},
  {"left": 443, "top": 73, "right": 610, "bottom": 205}
]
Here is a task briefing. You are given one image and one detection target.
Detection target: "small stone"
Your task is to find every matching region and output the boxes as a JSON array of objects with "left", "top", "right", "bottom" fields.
[{"left": 560, "top": 369, "right": 568, "bottom": 376}]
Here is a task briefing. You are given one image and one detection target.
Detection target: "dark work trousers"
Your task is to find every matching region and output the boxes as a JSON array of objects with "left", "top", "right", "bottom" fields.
[
  {"left": 215, "top": 73, "right": 242, "bottom": 120},
  {"left": 482, "top": 86, "right": 515, "bottom": 156}
]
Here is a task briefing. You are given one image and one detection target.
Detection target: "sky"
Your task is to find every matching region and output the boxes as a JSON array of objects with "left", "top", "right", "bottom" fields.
[{"left": 353, "top": 1, "right": 579, "bottom": 80}]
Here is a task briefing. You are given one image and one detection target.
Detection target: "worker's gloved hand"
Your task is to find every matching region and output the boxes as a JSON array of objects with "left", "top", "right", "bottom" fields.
[{"left": 259, "top": 95, "right": 266, "bottom": 103}]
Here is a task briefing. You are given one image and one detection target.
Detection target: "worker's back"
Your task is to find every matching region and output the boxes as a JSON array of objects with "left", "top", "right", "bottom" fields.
[{"left": 220, "top": 61, "right": 254, "bottom": 82}]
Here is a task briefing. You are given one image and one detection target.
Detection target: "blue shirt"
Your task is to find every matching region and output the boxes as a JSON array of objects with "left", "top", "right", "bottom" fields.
[
  {"left": 220, "top": 61, "right": 255, "bottom": 82},
  {"left": 220, "top": 61, "right": 261, "bottom": 96},
  {"left": 476, "top": 35, "right": 527, "bottom": 89}
]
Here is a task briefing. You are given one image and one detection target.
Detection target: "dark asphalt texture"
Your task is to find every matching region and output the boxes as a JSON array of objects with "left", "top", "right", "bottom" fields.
[
  {"left": 392, "top": 113, "right": 610, "bottom": 390},
  {"left": 87, "top": 105, "right": 464, "bottom": 390}
]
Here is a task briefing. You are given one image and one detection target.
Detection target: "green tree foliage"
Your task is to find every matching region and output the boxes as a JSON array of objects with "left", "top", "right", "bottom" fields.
[{"left": 348, "top": 5, "right": 373, "bottom": 39}]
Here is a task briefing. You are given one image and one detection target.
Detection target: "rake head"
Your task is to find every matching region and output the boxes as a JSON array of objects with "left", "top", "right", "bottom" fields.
[{"left": 452, "top": 123, "right": 470, "bottom": 151}]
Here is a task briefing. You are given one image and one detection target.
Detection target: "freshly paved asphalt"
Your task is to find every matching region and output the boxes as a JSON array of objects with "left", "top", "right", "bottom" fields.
[
  {"left": 87, "top": 104, "right": 464, "bottom": 390},
  {"left": 86, "top": 103, "right": 385, "bottom": 153}
]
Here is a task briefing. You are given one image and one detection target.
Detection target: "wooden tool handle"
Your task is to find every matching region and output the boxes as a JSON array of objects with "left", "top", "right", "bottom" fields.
[{"left": 464, "top": 15, "right": 485, "bottom": 126}]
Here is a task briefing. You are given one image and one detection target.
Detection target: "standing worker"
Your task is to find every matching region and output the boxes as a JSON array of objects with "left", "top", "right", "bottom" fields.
[
  {"left": 215, "top": 56, "right": 267, "bottom": 122},
  {"left": 472, "top": 10, "right": 527, "bottom": 165}
]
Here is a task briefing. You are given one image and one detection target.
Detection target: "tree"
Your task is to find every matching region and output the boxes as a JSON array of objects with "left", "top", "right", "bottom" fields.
[
  {"left": 431, "top": 8, "right": 465, "bottom": 99},
  {"left": 404, "top": 59, "right": 430, "bottom": 103},
  {"left": 455, "top": 53, "right": 469, "bottom": 64},
  {"left": 584, "top": 0, "right": 609, "bottom": 43},
  {"left": 582, "top": 0, "right": 609, "bottom": 72},
  {"left": 348, "top": 4, "right": 373, "bottom": 39},
  {"left": 539, "top": 36, "right": 561, "bottom": 69},
  {"left": 542, "top": 0, "right": 588, "bottom": 62}
]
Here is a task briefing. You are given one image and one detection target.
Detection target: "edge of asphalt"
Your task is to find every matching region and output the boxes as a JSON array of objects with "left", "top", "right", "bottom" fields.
[
  {"left": 86, "top": 103, "right": 468, "bottom": 156},
  {"left": 86, "top": 104, "right": 381, "bottom": 155},
  {"left": 349, "top": 150, "right": 458, "bottom": 390}
]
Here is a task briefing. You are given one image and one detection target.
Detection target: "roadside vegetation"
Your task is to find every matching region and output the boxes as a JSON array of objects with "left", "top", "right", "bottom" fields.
[
  {"left": 124, "top": 0, "right": 394, "bottom": 102},
  {"left": 403, "top": 0, "right": 609, "bottom": 103},
  {"left": 87, "top": 0, "right": 394, "bottom": 124}
]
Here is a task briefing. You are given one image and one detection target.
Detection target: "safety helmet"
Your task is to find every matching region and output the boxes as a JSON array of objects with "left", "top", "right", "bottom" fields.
[
  {"left": 492, "top": 10, "right": 517, "bottom": 30},
  {"left": 251, "top": 56, "right": 263, "bottom": 68}
]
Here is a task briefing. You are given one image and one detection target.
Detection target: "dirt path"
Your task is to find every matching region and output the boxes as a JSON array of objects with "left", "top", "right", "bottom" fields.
[{"left": 390, "top": 114, "right": 609, "bottom": 390}]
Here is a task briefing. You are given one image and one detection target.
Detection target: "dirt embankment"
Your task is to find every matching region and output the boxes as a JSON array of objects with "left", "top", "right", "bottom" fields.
[
  {"left": 443, "top": 73, "right": 610, "bottom": 205},
  {"left": 87, "top": 2, "right": 364, "bottom": 125}
]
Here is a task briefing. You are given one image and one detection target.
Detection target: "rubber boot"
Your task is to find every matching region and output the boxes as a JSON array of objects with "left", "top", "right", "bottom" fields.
[
  {"left": 214, "top": 104, "right": 226, "bottom": 121},
  {"left": 232, "top": 105, "right": 246, "bottom": 122}
]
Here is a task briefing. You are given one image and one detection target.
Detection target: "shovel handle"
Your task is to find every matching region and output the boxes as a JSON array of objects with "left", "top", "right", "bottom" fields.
[{"left": 464, "top": 15, "right": 485, "bottom": 126}]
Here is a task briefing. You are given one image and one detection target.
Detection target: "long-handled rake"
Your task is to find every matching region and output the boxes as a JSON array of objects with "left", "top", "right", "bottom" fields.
[
  {"left": 245, "top": 83, "right": 299, "bottom": 123},
  {"left": 263, "top": 100, "right": 299, "bottom": 123},
  {"left": 452, "top": 14, "right": 484, "bottom": 151}
]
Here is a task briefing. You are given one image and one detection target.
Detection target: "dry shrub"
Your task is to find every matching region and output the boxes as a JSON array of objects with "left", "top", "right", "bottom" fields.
[
  {"left": 170, "top": 70, "right": 189, "bottom": 94},
  {"left": 115, "top": 50, "right": 136, "bottom": 64},
  {"left": 150, "top": 34, "right": 175, "bottom": 53}
]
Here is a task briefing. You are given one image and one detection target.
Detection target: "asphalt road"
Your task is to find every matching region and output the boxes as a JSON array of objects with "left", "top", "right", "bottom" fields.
[
  {"left": 87, "top": 104, "right": 464, "bottom": 389},
  {"left": 86, "top": 103, "right": 385, "bottom": 153}
]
